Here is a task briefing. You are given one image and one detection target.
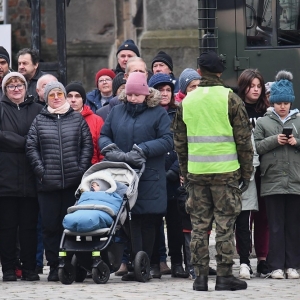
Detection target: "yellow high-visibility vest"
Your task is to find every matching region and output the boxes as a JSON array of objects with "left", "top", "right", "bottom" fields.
[{"left": 182, "top": 86, "right": 240, "bottom": 174}]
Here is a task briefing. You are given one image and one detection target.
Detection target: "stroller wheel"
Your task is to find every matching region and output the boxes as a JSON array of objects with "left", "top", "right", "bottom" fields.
[
  {"left": 92, "top": 262, "right": 110, "bottom": 284},
  {"left": 71, "top": 255, "right": 87, "bottom": 282},
  {"left": 134, "top": 251, "right": 150, "bottom": 282},
  {"left": 58, "top": 264, "right": 75, "bottom": 285}
]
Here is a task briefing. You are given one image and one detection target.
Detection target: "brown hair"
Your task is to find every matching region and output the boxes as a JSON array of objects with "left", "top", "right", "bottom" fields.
[{"left": 237, "top": 69, "right": 270, "bottom": 113}]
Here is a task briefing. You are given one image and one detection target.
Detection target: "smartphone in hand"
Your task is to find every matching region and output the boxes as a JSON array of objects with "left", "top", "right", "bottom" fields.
[{"left": 282, "top": 127, "right": 293, "bottom": 139}]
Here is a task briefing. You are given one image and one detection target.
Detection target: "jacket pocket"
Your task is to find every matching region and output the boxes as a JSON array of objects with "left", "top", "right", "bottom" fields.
[{"left": 138, "top": 168, "right": 159, "bottom": 200}]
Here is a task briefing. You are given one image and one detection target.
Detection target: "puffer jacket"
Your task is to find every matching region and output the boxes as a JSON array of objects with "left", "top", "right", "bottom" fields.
[
  {"left": 0, "top": 95, "right": 42, "bottom": 197},
  {"left": 254, "top": 108, "right": 300, "bottom": 196},
  {"left": 26, "top": 106, "right": 93, "bottom": 192},
  {"left": 100, "top": 88, "right": 173, "bottom": 215}
]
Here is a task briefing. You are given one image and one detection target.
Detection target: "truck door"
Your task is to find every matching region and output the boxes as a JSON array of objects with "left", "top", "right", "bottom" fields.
[{"left": 234, "top": 0, "right": 300, "bottom": 103}]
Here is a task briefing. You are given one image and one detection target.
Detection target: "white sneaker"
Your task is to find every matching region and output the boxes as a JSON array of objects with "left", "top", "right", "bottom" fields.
[
  {"left": 270, "top": 269, "right": 285, "bottom": 279},
  {"left": 239, "top": 264, "right": 251, "bottom": 280},
  {"left": 286, "top": 268, "right": 300, "bottom": 279}
]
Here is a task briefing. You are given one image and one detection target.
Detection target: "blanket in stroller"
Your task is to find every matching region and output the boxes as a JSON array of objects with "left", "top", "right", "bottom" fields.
[{"left": 63, "top": 170, "right": 126, "bottom": 233}]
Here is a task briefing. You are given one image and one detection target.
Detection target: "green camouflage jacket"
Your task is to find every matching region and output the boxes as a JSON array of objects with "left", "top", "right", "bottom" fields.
[{"left": 172, "top": 72, "right": 253, "bottom": 185}]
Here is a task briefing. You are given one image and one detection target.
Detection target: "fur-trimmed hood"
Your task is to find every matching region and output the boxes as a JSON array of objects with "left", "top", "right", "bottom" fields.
[{"left": 118, "top": 87, "right": 162, "bottom": 107}]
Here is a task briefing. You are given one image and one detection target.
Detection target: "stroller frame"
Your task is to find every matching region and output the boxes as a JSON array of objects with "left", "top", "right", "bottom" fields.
[{"left": 58, "top": 161, "right": 150, "bottom": 284}]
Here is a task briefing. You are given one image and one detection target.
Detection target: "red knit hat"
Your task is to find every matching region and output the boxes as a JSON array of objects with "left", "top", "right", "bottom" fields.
[{"left": 95, "top": 68, "right": 116, "bottom": 86}]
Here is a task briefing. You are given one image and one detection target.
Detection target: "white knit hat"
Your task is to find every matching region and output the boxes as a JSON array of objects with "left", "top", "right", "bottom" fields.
[{"left": 1, "top": 72, "right": 27, "bottom": 95}]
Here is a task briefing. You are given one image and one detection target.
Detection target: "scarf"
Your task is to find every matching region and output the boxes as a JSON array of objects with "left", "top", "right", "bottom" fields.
[{"left": 47, "top": 101, "right": 70, "bottom": 114}]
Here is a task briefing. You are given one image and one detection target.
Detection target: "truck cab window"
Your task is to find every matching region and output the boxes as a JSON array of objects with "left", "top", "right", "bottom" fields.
[{"left": 246, "top": 0, "right": 300, "bottom": 47}]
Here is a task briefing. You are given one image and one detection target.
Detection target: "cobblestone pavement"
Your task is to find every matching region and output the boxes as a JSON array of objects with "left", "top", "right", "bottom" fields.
[{"left": 1, "top": 231, "right": 300, "bottom": 299}]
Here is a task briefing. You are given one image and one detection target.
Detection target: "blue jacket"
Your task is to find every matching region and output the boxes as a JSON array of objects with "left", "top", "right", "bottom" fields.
[
  {"left": 100, "top": 88, "right": 173, "bottom": 215},
  {"left": 86, "top": 89, "right": 113, "bottom": 113}
]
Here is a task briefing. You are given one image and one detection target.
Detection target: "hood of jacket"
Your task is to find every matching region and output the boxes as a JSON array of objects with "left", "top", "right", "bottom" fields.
[
  {"left": 81, "top": 104, "right": 93, "bottom": 117},
  {"left": 118, "top": 87, "right": 161, "bottom": 108}
]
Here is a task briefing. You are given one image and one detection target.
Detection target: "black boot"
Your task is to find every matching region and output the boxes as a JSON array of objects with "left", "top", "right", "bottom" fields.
[
  {"left": 215, "top": 275, "right": 247, "bottom": 291},
  {"left": 2, "top": 269, "right": 17, "bottom": 281},
  {"left": 193, "top": 275, "right": 208, "bottom": 291},
  {"left": 171, "top": 264, "right": 189, "bottom": 278},
  {"left": 121, "top": 272, "right": 136, "bottom": 281},
  {"left": 48, "top": 266, "right": 59, "bottom": 282},
  {"left": 150, "top": 264, "right": 161, "bottom": 279},
  {"left": 22, "top": 269, "right": 40, "bottom": 281}
]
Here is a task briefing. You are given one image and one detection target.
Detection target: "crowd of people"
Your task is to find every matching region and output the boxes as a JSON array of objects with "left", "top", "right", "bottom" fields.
[{"left": 0, "top": 40, "right": 299, "bottom": 292}]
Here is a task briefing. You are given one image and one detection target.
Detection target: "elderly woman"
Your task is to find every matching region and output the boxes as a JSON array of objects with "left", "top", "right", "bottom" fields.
[
  {"left": 66, "top": 81, "right": 104, "bottom": 164},
  {"left": 0, "top": 72, "right": 42, "bottom": 281},
  {"left": 100, "top": 71, "right": 173, "bottom": 281},
  {"left": 86, "top": 68, "right": 116, "bottom": 113},
  {"left": 26, "top": 81, "right": 93, "bottom": 281}
]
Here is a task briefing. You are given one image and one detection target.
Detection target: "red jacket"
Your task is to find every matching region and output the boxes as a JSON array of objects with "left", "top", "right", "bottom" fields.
[{"left": 81, "top": 105, "right": 104, "bottom": 164}]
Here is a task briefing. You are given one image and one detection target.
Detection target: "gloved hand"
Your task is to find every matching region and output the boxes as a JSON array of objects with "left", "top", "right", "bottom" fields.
[
  {"left": 125, "top": 144, "right": 147, "bottom": 167},
  {"left": 239, "top": 179, "right": 250, "bottom": 193},
  {"left": 166, "top": 169, "right": 178, "bottom": 181},
  {"left": 101, "top": 143, "right": 126, "bottom": 162}
]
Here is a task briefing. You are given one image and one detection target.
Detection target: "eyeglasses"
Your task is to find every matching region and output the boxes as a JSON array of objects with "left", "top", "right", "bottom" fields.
[
  {"left": 98, "top": 78, "right": 112, "bottom": 84},
  {"left": 6, "top": 84, "right": 25, "bottom": 91},
  {"left": 48, "top": 91, "right": 64, "bottom": 100},
  {"left": 67, "top": 94, "right": 82, "bottom": 99}
]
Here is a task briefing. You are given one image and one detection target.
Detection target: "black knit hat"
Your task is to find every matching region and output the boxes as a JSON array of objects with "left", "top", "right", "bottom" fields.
[
  {"left": 0, "top": 46, "right": 10, "bottom": 65},
  {"left": 116, "top": 39, "right": 140, "bottom": 57},
  {"left": 65, "top": 81, "right": 86, "bottom": 104},
  {"left": 198, "top": 51, "right": 225, "bottom": 73},
  {"left": 151, "top": 51, "right": 173, "bottom": 72},
  {"left": 112, "top": 72, "right": 126, "bottom": 96}
]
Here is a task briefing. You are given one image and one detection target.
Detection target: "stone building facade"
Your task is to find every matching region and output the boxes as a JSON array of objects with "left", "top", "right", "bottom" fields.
[{"left": 3, "top": 0, "right": 199, "bottom": 91}]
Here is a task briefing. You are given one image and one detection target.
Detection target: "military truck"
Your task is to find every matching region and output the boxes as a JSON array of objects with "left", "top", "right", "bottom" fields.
[{"left": 199, "top": 0, "right": 300, "bottom": 104}]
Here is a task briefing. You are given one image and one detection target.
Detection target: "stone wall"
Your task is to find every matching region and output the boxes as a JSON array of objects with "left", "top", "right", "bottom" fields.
[{"left": 140, "top": 0, "right": 199, "bottom": 78}]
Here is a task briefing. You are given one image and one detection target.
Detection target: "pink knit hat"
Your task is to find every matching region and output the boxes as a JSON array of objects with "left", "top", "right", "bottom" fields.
[{"left": 125, "top": 72, "right": 149, "bottom": 96}]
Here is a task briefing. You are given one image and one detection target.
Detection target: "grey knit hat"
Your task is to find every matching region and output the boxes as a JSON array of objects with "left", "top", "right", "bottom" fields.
[
  {"left": 44, "top": 81, "right": 66, "bottom": 103},
  {"left": 179, "top": 68, "right": 201, "bottom": 94},
  {"left": 1, "top": 72, "right": 27, "bottom": 95}
]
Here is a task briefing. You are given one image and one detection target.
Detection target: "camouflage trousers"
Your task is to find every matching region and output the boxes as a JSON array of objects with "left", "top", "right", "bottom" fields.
[{"left": 186, "top": 181, "right": 242, "bottom": 276}]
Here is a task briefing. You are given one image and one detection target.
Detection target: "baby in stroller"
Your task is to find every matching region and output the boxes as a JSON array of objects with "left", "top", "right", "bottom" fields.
[{"left": 63, "top": 170, "right": 127, "bottom": 233}]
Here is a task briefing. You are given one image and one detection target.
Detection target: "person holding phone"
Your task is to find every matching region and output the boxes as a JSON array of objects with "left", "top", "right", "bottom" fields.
[{"left": 254, "top": 70, "right": 300, "bottom": 279}]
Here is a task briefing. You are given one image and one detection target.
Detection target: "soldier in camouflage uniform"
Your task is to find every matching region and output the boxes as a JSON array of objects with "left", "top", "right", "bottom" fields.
[{"left": 172, "top": 51, "right": 253, "bottom": 291}]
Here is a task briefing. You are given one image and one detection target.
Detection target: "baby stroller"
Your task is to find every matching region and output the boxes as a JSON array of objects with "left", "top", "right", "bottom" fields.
[{"left": 58, "top": 161, "right": 150, "bottom": 284}]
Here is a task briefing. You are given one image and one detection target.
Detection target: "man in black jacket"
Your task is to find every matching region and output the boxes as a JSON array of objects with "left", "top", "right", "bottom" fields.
[{"left": 17, "top": 48, "right": 44, "bottom": 98}]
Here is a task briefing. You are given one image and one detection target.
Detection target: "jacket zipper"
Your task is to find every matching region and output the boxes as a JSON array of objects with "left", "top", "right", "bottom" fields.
[{"left": 57, "top": 114, "right": 65, "bottom": 188}]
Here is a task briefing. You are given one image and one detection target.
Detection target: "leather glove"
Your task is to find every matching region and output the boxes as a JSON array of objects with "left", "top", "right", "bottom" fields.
[
  {"left": 101, "top": 143, "right": 126, "bottom": 162},
  {"left": 239, "top": 179, "right": 250, "bottom": 193},
  {"left": 166, "top": 169, "right": 178, "bottom": 182},
  {"left": 125, "top": 144, "right": 147, "bottom": 167}
]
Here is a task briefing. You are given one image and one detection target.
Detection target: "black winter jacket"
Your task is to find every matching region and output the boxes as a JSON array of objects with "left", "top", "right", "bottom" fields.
[
  {"left": 0, "top": 95, "right": 43, "bottom": 197},
  {"left": 26, "top": 107, "right": 93, "bottom": 192}
]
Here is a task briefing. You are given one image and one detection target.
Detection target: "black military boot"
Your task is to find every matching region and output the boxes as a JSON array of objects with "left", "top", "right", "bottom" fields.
[
  {"left": 193, "top": 275, "right": 208, "bottom": 291},
  {"left": 215, "top": 275, "right": 247, "bottom": 291}
]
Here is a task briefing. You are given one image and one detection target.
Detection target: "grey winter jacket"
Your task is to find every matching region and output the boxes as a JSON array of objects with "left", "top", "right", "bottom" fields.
[
  {"left": 254, "top": 109, "right": 300, "bottom": 197},
  {"left": 241, "top": 134, "right": 259, "bottom": 211}
]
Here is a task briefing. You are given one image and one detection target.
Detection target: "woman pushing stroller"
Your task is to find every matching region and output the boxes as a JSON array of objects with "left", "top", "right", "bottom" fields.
[{"left": 99, "top": 71, "right": 173, "bottom": 281}]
